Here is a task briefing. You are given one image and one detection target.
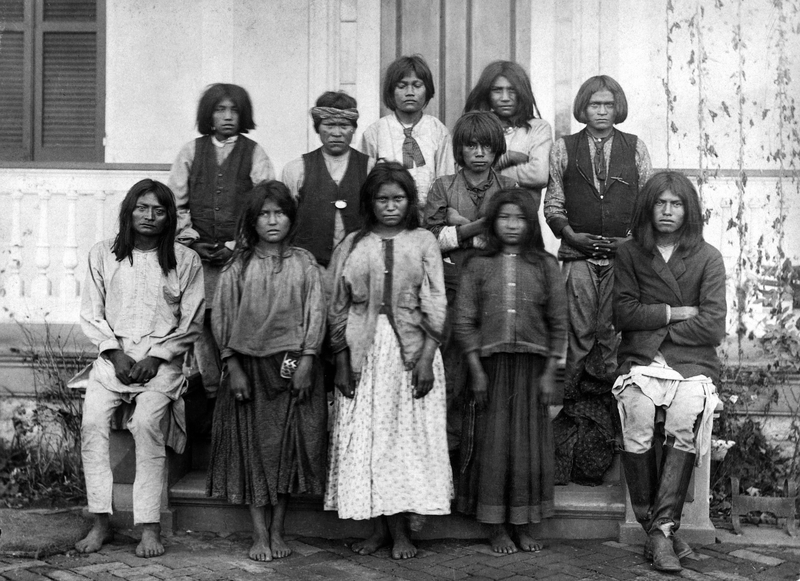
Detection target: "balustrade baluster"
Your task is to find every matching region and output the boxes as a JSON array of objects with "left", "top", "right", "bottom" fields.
[
  {"left": 61, "top": 191, "right": 80, "bottom": 300},
  {"left": 95, "top": 190, "right": 107, "bottom": 242},
  {"left": 6, "top": 191, "right": 24, "bottom": 297},
  {"left": 31, "top": 190, "right": 52, "bottom": 300}
]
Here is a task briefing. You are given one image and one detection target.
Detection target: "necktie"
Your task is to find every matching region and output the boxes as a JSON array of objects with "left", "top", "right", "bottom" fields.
[
  {"left": 401, "top": 122, "right": 426, "bottom": 169},
  {"left": 593, "top": 134, "right": 611, "bottom": 184}
]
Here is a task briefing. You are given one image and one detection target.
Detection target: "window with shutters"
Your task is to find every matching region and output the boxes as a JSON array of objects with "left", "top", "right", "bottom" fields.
[{"left": 0, "top": 0, "right": 104, "bottom": 162}]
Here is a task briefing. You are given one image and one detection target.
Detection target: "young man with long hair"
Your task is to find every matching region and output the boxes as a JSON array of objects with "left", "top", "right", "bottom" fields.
[{"left": 76, "top": 179, "right": 204, "bottom": 558}]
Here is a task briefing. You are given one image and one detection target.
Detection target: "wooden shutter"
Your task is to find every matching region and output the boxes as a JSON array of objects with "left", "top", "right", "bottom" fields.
[
  {"left": 0, "top": 0, "right": 32, "bottom": 160},
  {"left": 34, "top": 0, "right": 103, "bottom": 161}
]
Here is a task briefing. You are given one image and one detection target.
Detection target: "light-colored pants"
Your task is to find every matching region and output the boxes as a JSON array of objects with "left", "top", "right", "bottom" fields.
[
  {"left": 81, "top": 382, "right": 171, "bottom": 524},
  {"left": 615, "top": 382, "right": 706, "bottom": 454},
  {"left": 563, "top": 259, "right": 619, "bottom": 386}
]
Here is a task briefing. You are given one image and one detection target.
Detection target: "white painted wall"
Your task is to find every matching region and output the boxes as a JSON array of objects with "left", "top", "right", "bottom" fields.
[{"left": 104, "top": 0, "right": 381, "bottom": 175}]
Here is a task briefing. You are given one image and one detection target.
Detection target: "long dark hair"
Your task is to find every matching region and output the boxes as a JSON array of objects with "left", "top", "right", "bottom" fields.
[
  {"left": 352, "top": 162, "right": 420, "bottom": 247},
  {"left": 112, "top": 179, "right": 177, "bottom": 275},
  {"left": 572, "top": 75, "right": 628, "bottom": 124},
  {"left": 381, "top": 54, "right": 435, "bottom": 111},
  {"left": 196, "top": 83, "right": 256, "bottom": 135},
  {"left": 481, "top": 188, "right": 547, "bottom": 264},
  {"left": 451, "top": 111, "right": 507, "bottom": 167},
  {"left": 464, "top": 60, "right": 541, "bottom": 128},
  {"left": 631, "top": 171, "right": 704, "bottom": 254},
  {"left": 227, "top": 180, "right": 298, "bottom": 273}
]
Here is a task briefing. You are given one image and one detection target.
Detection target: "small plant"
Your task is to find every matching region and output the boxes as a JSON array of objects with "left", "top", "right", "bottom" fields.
[{"left": 1, "top": 322, "right": 90, "bottom": 507}]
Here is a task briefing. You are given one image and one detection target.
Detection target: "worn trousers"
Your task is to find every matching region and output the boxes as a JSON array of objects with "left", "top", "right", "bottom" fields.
[
  {"left": 563, "top": 259, "right": 619, "bottom": 386},
  {"left": 81, "top": 382, "right": 171, "bottom": 524},
  {"left": 615, "top": 382, "right": 706, "bottom": 454}
]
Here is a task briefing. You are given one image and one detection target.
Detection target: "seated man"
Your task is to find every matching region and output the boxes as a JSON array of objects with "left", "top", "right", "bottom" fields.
[
  {"left": 75, "top": 179, "right": 204, "bottom": 557},
  {"left": 613, "top": 171, "right": 726, "bottom": 573}
]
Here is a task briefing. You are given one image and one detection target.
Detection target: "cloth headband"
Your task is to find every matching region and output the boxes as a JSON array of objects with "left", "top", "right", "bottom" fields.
[{"left": 311, "top": 107, "right": 359, "bottom": 123}]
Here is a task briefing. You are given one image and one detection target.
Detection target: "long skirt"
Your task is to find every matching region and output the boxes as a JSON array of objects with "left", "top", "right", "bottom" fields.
[
  {"left": 206, "top": 353, "right": 327, "bottom": 507},
  {"left": 457, "top": 353, "right": 555, "bottom": 525},
  {"left": 324, "top": 315, "right": 453, "bottom": 520}
]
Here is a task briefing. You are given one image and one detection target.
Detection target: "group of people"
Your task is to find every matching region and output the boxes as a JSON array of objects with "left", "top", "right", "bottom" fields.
[{"left": 73, "top": 54, "right": 726, "bottom": 574}]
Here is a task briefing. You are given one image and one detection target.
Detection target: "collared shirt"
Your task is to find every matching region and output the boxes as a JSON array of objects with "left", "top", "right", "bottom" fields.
[
  {"left": 80, "top": 240, "right": 205, "bottom": 398},
  {"left": 211, "top": 247, "right": 325, "bottom": 360},
  {"left": 545, "top": 132, "right": 653, "bottom": 262},
  {"left": 454, "top": 252, "right": 567, "bottom": 358},
  {"left": 328, "top": 229, "right": 446, "bottom": 373},
  {"left": 168, "top": 136, "right": 275, "bottom": 245},
  {"left": 359, "top": 114, "right": 455, "bottom": 206}
]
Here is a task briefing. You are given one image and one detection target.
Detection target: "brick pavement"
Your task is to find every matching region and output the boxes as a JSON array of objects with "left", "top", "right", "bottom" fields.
[{"left": 1, "top": 531, "right": 799, "bottom": 581}]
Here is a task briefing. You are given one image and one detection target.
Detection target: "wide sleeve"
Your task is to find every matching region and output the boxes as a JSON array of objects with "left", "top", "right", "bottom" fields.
[
  {"left": 210, "top": 259, "right": 241, "bottom": 359},
  {"left": 434, "top": 123, "right": 456, "bottom": 179},
  {"left": 148, "top": 251, "right": 205, "bottom": 362},
  {"left": 453, "top": 258, "right": 482, "bottom": 353},
  {"left": 327, "top": 234, "right": 355, "bottom": 353},
  {"left": 281, "top": 158, "right": 305, "bottom": 201},
  {"left": 613, "top": 243, "right": 671, "bottom": 332},
  {"left": 544, "top": 137, "right": 570, "bottom": 237},
  {"left": 251, "top": 143, "right": 276, "bottom": 183},
  {"left": 667, "top": 248, "right": 727, "bottom": 347},
  {"left": 423, "top": 177, "right": 459, "bottom": 251},
  {"left": 300, "top": 260, "right": 326, "bottom": 356},
  {"left": 168, "top": 140, "right": 200, "bottom": 246},
  {"left": 542, "top": 257, "right": 568, "bottom": 357},
  {"left": 503, "top": 120, "right": 552, "bottom": 190},
  {"left": 359, "top": 122, "right": 380, "bottom": 161},
  {"left": 635, "top": 139, "right": 654, "bottom": 190},
  {"left": 79, "top": 245, "right": 122, "bottom": 354},
  {"left": 418, "top": 232, "right": 447, "bottom": 341}
]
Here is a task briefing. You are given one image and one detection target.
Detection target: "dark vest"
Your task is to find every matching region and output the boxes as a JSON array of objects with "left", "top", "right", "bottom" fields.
[
  {"left": 295, "top": 147, "right": 369, "bottom": 266},
  {"left": 187, "top": 135, "right": 256, "bottom": 245},
  {"left": 562, "top": 128, "right": 639, "bottom": 239}
]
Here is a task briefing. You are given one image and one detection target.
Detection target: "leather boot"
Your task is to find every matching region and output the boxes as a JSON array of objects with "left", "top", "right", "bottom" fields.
[
  {"left": 647, "top": 446, "right": 696, "bottom": 572},
  {"left": 621, "top": 448, "right": 658, "bottom": 528}
]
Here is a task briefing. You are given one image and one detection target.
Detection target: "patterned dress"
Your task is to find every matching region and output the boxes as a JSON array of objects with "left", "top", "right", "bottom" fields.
[{"left": 324, "top": 229, "right": 453, "bottom": 519}]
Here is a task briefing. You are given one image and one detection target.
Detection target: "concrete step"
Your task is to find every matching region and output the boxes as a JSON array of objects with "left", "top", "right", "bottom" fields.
[{"left": 169, "top": 470, "right": 626, "bottom": 540}]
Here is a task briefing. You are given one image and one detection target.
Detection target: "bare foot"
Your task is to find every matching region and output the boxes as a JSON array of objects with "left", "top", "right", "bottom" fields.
[
  {"left": 515, "top": 526, "right": 543, "bottom": 552},
  {"left": 270, "top": 530, "right": 292, "bottom": 559},
  {"left": 135, "top": 523, "right": 165, "bottom": 558},
  {"left": 490, "top": 525, "right": 518, "bottom": 554},
  {"left": 75, "top": 515, "right": 113, "bottom": 553},
  {"left": 391, "top": 535, "right": 417, "bottom": 560},
  {"left": 352, "top": 531, "right": 390, "bottom": 555},
  {"left": 249, "top": 533, "right": 272, "bottom": 562}
]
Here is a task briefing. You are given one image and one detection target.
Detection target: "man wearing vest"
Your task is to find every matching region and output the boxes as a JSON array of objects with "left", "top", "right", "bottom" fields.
[
  {"left": 545, "top": 75, "right": 653, "bottom": 393},
  {"left": 282, "top": 91, "right": 373, "bottom": 269},
  {"left": 169, "top": 83, "right": 275, "bottom": 407}
]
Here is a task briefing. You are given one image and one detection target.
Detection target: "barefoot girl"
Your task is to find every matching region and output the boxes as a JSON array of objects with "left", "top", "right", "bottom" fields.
[
  {"left": 454, "top": 188, "right": 567, "bottom": 553},
  {"left": 325, "top": 162, "right": 452, "bottom": 559},
  {"left": 464, "top": 61, "right": 552, "bottom": 210},
  {"left": 423, "top": 111, "right": 516, "bottom": 453},
  {"left": 360, "top": 55, "right": 454, "bottom": 206},
  {"left": 206, "top": 181, "right": 327, "bottom": 562}
]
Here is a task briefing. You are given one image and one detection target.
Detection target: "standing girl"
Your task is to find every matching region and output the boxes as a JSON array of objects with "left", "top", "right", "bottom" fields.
[
  {"left": 206, "top": 181, "right": 327, "bottom": 563},
  {"left": 454, "top": 188, "right": 567, "bottom": 554},
  {"left": 464, "top": 61, "right": 552, "bottom": 210},
  {"left": 325, "top": 162, "right": 452, "bottom": 560},
  {"left": 360, "top": 55, "right": 454, "bottom": 206}
]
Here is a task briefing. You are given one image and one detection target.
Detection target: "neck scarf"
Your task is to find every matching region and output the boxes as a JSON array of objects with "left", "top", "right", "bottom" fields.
[
  {"left": 589, "top": 131, "right": 613, "bottom": 183},
  {"left": 397, "top": 114, "right": 426, "bottom": 169}
]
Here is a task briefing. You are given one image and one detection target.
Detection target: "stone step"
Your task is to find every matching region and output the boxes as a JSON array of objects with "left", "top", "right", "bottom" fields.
[{"left": 169, "top": 469, "right": 626, "bottom": 540}]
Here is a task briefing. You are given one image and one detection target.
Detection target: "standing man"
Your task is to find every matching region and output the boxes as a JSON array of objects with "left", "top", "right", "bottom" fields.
[
  {"left": 613, "top": 171, "right": 726, "bottom": 572},
  {"left": 281, "top": 90, "right": 373, "bottom": 268},
  {"left": 75, "top": 179, "right": 204, "bottom": 557},
  {"left": 545, "top": 75, "right": 653, "bottom": 390}
]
